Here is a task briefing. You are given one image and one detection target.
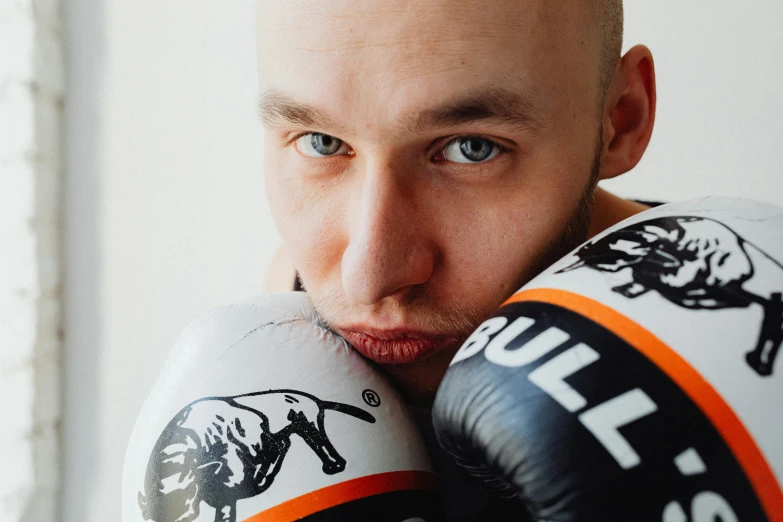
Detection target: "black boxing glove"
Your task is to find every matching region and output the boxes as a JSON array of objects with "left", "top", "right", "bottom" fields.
[{"left": 433, "top": 197, "right": 783, "bottom": 521}]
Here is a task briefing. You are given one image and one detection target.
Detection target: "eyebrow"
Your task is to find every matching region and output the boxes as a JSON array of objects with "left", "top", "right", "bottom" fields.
[
  {"left": 259, "top": 89, "right": 339, "bottom": 130},
  {"left": 258, "top": 87, "right": 540, "bottom": 133},
  {"left": 408, "top": 88, "right": 541, "bottom": 133}
]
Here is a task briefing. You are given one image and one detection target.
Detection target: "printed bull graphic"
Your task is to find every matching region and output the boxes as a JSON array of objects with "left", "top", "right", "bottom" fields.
[
  {"left": 557, "top": 216, "right": 783, "bottom": 377},
  {"left": 138, "top": 389, "right": 375, "bottom": 522}
]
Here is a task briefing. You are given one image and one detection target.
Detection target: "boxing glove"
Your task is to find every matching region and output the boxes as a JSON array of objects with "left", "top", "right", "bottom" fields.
[
  {"left": 122, "top": 292, "right": 444, "bottom": 522},
  {"left": 433, "top": 197, "right": 783, "bottom": 521}
]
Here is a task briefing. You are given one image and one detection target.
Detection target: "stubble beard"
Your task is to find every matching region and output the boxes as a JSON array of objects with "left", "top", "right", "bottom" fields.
[{"left": 519, "top": 136, "right": 602, "bottom": 292}]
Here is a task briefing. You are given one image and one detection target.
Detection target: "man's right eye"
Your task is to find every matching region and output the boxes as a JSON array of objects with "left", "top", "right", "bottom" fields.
[{"left": 294, "top": 133, "right": 350, "bottom": 158}]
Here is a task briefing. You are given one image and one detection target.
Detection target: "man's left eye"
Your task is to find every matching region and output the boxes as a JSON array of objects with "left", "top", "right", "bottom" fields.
[{"left": 441, "top": 137, "right": 502, "bottom": 164}]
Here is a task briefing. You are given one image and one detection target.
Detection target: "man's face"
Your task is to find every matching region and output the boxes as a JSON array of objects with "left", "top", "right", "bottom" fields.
[{"left": 259, "top": 0, "right": 606, "bottom": 400}]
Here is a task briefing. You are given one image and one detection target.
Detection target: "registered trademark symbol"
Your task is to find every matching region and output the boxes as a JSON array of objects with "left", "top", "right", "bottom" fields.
[{"left": 362, "top": 389, "right": 381, "bottom": 407}]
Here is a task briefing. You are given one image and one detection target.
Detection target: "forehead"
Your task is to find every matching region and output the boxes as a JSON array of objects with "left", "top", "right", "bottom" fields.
[{"left": 257, "top": 0, "right": 598, "bottom": 130}]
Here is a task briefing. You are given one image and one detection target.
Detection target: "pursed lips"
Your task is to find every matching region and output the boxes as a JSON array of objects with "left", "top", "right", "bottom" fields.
[{"left": 334, "top": 327, "right": 460, "bottom": 365}]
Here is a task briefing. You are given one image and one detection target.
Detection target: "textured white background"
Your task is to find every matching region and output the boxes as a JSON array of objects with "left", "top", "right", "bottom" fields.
[
  {"left": 52, "top": 1, "right": 783, "bottom": 520},
  {"left": 1, "top": 0, "right": 62, "bottom": 520}
]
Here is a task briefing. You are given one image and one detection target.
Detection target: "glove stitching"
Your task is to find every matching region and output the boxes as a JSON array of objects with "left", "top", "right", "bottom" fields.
[{"left": 225, "top": 322, "right": 275, "bottom": 353}]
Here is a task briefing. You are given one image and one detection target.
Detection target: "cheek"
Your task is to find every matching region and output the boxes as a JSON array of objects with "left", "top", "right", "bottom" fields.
[
  {"left": 438, "top": 203, "right": 544, "bottom": 301},
  {"left": 435, "top": 162, "right": 589, "bottom": 304},
  {"left": 264, "top": 149, "right": 346, "bottom": 290}
]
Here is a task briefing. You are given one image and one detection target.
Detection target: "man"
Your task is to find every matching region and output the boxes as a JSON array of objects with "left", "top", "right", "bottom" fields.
[
  {"left": 260, "top": 0, "right": 654, "bottom": 405},
  {"left": 127, "top": 6, "right": 783, "bottom": 518}
]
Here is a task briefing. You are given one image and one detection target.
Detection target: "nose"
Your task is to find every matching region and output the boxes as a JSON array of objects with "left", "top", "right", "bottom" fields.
[{"left": 341, "top": 166, "right": 436, "bottom": 305}]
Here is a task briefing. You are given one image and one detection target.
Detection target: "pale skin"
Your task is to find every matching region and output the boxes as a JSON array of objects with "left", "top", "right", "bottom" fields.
[{"left": 259, "top": 0, "right": 656, "bottom": 404}]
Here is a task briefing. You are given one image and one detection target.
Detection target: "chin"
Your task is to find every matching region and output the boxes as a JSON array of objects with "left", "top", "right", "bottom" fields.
[{"left": 377, "top": 344, "right": 461, "bottom": 407}]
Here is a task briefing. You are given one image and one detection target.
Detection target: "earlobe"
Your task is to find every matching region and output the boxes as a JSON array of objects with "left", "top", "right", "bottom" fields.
[{"left": 599, "top": 45, "right": 657, "bottom": 180}]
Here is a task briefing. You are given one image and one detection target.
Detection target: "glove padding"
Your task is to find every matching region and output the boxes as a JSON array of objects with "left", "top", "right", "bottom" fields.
[
  {"left": 123, "top": 292, "right": 443, "bottom": 522},
  {"left": 433, "top": 197, "right": 783, "bottom": 521}
]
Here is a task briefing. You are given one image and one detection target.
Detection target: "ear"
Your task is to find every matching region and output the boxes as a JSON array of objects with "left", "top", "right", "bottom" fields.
[{"left": 599, "top": 45, "right": 657, "bottom": 180}]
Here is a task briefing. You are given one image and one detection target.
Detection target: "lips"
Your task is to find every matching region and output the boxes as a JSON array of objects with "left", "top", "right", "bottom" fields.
[{"left": 336, "top": 328, "right": 459, "bottom": 365}]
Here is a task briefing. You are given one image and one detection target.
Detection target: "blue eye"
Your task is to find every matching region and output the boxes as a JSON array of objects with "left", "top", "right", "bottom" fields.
[
  {"left": 296, "top": 133, "right": 348, "bottom": 157},
  {"left": 442, "top": 137, "right": 501, "bottom": 163}
]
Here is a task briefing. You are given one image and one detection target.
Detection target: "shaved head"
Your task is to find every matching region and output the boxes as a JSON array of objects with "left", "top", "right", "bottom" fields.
[
  {"left": 257, "top": 0, "right": 623, "bottom": 108},
  {"left": 599, "top": 0, "right": 625, "bottom": 97},
  {"left": 257, "top": 0, "right": 654, "bottom": 402}
]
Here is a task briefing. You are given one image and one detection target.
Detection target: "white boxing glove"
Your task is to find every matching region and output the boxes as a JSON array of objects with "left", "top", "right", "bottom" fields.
[{"left": 123, "top": 292, "right": 443, "bottom": 522}]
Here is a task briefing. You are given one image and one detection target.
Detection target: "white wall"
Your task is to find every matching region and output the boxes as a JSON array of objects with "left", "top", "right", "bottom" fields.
[
  {"left": 601, "top": 2, "right": 783, "bottom": 203},
  {"left": 61, "top": 1, "right": 783, "bottom": 521},
  {"left": 62, "top": 1, "right": 276, "bottom": 521}
]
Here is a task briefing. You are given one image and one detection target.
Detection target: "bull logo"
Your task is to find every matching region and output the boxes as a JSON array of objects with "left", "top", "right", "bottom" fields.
[
  {"left": 138, "top": 389, "right": 375, "bottom": 522},
  {"left": 557, "top": 216, "right": 783, "bottom": 377}
]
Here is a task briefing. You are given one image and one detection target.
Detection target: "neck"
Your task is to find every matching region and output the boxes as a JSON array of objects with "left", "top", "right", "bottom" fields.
[{"left": 588, "top": 187, "right": 651, "bottom": 239}]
